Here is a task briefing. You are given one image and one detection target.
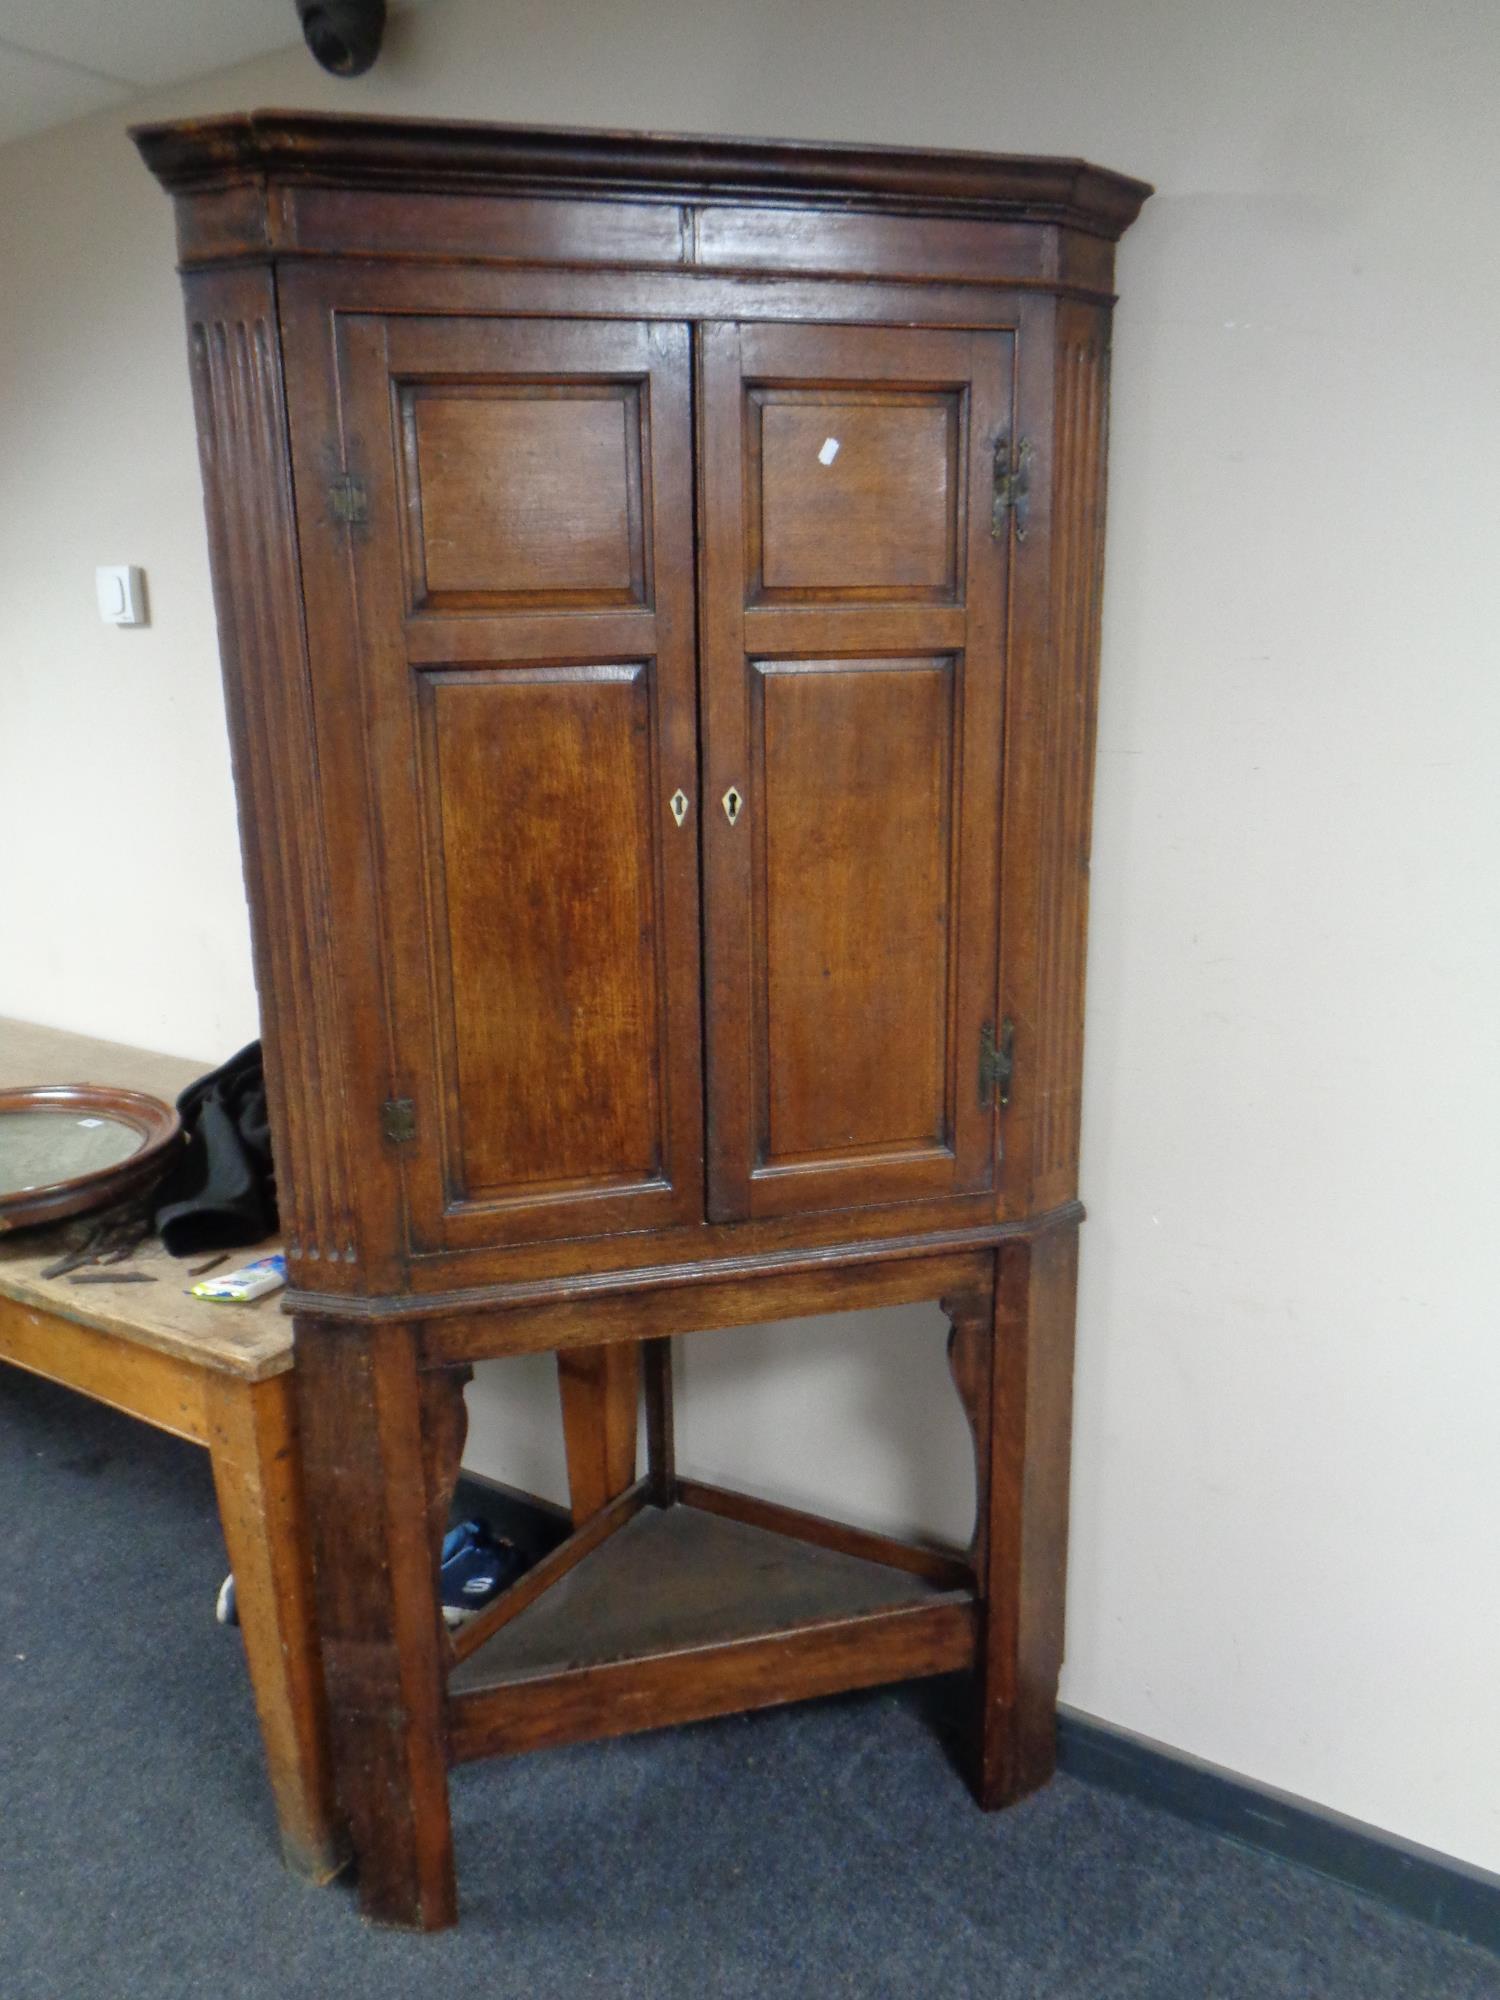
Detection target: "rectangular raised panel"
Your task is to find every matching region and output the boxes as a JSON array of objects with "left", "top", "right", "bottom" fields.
[
  {"left": 401, "top": 383, "right": 647, "bottom": 611},
  {"left": 753, "top": 658, "right": 956, "bottom": 1168},
  {"left": 748, "top": 389, "right": 962, "bottom": 603},
  {"left": 420, "top": 665, "right": 664, "bottom": 1202}
]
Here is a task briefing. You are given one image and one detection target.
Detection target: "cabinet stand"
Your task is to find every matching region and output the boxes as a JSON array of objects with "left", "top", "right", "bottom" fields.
[{"left": 295, "top": 1219, "right": 1077, "bottom": 1929}]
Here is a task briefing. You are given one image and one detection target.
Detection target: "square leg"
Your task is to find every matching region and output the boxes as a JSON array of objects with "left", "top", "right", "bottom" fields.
[
  {"left": 293, "top": 1317, "right": 462, "bottom": 1929},
  {"left": 555, "top": 1342, "right": 641, "bottom": 1523},
  {"left": 947, "top": 1224, "right": 1079, "bottom": 1806},
  {"left": 204, "top": 1369, "right": 347, "bottom": 1880}
]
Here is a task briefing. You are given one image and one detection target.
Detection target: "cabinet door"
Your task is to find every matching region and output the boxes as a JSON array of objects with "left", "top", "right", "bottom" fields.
[
  {"left": 699, "top": 323, "right": 1012, "bottom": 1221},
  {"left": 330, "top": 316, "right": 703, "bottom": 1251}
]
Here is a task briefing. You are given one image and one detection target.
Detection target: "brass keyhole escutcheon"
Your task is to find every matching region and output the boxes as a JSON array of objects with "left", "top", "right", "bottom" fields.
[
  {"left": 669, "top": 789, "right": 690, "bottom": 828},
  {"left": 722, "top": 786, "right": 743, "bottom": 827}
]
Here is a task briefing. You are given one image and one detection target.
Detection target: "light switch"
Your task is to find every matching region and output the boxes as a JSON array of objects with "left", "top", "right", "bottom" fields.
[{"left": 96, "top": 564, "right": 147, "bottom": 627}]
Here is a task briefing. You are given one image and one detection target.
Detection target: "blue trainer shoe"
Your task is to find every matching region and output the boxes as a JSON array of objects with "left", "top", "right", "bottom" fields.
[
  {"left": 216, "top": 1517, "right": 526, "bottom": 1633},
  {"left": 440, "top": 1518, "right": 526, "bottom": 1627}
]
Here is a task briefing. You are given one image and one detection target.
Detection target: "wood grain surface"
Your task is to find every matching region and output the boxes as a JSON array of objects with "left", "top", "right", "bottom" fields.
[
  {"left": 134, "top": 111, "right": 1147, "bottom": 1929},
  {"left": 0, "top": 1020, "right": 289, "bottom": 1381}
]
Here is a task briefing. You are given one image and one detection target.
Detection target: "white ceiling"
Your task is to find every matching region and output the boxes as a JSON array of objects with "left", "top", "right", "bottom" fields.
[{"left": 0, "top": 0, "right": 337, "bottom": 147}]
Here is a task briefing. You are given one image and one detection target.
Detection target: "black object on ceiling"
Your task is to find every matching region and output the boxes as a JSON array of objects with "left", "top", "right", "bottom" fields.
[{"left": 295, "top": 0, "right": 386, "bottom": 76}]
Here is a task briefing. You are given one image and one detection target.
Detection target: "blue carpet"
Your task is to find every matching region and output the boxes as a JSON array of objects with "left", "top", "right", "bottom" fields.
[{"left": 2, "top": 1367, "right": 1497, "bottom": 2000}]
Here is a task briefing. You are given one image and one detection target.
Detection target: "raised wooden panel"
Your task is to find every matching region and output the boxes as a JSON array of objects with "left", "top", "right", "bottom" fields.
[
  {"left": 752, "top": 657, "right": 956, "bottom": 1166},
  {"left": 400, "top": 383, "right": 646, "bottom": 611},
  {"left": 747, "top": 389, "right": 961, "bottom": 602},
  {"left": 419, "top": 665, "right": 663, "bottom": 1202}
]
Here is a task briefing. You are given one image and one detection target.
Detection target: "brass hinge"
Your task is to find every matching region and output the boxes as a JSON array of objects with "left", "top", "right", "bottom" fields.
[
  {"left": 979, "top": 1020, "right": 1015, "bottom": 1109},
  {"left": 328, "top": 470, "right": 368, "bottom": 526},
  {"left": 381, "top": 1097, "right": 416, "bottom": 1144},
  {"left": 991, "top": 434, "right": 1033, "bottom": 542}
]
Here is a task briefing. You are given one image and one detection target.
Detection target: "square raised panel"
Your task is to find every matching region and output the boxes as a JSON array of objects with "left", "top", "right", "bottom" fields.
[
  {"left": 400, "top": 382, "right": 650, "bottom": 612},
  {"left": 747, "top": 388, "right": 963, "bottom": 604}
]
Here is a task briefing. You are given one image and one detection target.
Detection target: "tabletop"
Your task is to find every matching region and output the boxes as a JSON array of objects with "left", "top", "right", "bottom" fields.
[{"left": 0, "top": 1018, "right": 291, "bottom": 1381}]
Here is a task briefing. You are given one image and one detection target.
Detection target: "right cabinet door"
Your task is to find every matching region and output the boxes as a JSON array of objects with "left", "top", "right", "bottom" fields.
[{"left": 699, "top": 322, "right": 1014, "bottom": 1221}]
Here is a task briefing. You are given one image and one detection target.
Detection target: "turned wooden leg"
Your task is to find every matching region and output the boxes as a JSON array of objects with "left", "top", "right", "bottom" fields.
[
  {"left": 555, "top": 1342, "right": 640, "bottom": 1523},
  {"left": 204, "top": 1369, "right": 347, "bottom": 1881},
  {"left": 293, "top": 1316, "right": 468, "bottom": 1929},
  {"left": 947, "top": 1223, "right": 1080, "bottom": 1807}
]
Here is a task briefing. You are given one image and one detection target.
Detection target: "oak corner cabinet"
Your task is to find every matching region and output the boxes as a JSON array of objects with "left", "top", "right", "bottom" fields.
[{"left": 135, "top": 109, "right": 1150, "bottom": 1929}]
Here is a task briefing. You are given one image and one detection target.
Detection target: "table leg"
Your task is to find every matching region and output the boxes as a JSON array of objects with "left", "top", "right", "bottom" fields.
[{"left": 204, "top": 1368, "right": 347, "bottom": 1882}]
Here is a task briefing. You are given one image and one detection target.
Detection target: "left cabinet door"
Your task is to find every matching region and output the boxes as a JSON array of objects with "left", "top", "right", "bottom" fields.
[{"left": 313, "top": 315, "right": 704, "bottom": 1253}]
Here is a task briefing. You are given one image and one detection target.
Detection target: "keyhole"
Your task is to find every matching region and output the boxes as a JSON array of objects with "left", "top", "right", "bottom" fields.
[
  {"left": 722, "top": 786, "right": 743, "bottom": 826},
  {"left": 669, "top": 789, "right": 689, "bottom": 827}
]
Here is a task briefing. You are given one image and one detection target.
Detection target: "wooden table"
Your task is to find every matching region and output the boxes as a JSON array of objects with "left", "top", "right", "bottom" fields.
[{"left": 0, "top": 1019, "right": 344, "bottom": 1881}]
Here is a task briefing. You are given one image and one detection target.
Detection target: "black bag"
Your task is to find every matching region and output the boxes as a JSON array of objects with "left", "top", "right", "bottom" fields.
[{"left": 153, "top": 1041, "right": 278, "bottom": 1256}]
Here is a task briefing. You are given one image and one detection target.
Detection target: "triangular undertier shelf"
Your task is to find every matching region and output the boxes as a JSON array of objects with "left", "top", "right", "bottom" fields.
[
  {"left": 445, "top": 1485, "right": 978, "bottom": 1763},
  {"left": 454, "top": 1502, "right": 952, "bottom": 1687}
]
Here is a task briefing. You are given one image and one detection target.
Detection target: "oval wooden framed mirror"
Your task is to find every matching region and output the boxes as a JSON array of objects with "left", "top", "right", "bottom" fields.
[{"left": 0, "top": 1084, "right": 183, "bottom": 1232}]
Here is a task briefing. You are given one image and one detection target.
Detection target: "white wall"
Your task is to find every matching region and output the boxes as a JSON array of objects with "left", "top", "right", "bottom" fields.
[{"left": 3, "top": 0, "right": 1497, "bottom": 1874}]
